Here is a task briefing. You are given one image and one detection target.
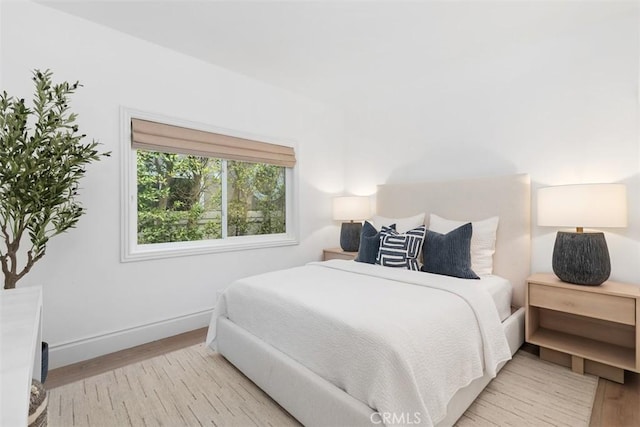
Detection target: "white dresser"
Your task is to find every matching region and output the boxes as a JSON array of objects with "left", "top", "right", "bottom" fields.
[{"left": 0, "top": 286, "right": 43, "bottom": 427}]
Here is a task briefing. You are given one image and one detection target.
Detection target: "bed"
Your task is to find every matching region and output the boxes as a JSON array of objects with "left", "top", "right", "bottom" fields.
[{"left": 206, "top": 173, "right": 531, "bottom": 426}]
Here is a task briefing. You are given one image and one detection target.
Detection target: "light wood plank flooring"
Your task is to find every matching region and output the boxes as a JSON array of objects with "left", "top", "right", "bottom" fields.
[
  {"left": 46, "top": 330, "right": 639, "bottom": 426},
  {"left": 45, "top": 328, "right": 207, "bottom": 389},
  {"left": 590, "top": 371, "right": 640, "bottom": 427}
]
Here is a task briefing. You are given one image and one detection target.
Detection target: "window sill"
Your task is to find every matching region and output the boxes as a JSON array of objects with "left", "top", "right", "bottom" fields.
[{"left": 121, "top": 234, "right": 298, "bottom": 262}]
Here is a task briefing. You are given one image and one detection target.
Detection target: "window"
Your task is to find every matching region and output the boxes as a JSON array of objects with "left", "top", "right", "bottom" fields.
[{"left": 121, "top": 110, "right": 297, "bottom": 261}]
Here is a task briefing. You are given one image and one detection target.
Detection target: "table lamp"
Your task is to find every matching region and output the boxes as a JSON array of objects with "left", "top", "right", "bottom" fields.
[
  {"left": 537, "top": 183, "right": 627, "bottom": 286},
  {"left": 332, "top": 196, "right": 370, "bottom": 252}
]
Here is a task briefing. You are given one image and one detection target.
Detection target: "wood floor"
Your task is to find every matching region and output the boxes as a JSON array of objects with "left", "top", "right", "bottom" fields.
[
  {"left": 590, "top": 371, "right": 640, "bottom": 427},
  {"left": 45, "top": 328, "right": 207, "bottom": 389},
  {"left": 46, "top": 329, "right": 640, "bottom": 426}
]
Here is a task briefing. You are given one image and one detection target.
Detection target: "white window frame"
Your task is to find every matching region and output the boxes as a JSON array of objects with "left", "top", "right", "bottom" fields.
[{"left": 120, "top": 107, "right": 299, "bottom": 262}]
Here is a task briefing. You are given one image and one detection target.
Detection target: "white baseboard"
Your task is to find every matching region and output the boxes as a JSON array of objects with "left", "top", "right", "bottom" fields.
[{"left": 48, "top": 308, "right": 213, "bottom": 369}]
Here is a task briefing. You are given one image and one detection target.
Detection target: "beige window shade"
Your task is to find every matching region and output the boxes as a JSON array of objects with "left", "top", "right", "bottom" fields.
[{"left": 131, "top": 118, "right": 296, "bottom": 168}]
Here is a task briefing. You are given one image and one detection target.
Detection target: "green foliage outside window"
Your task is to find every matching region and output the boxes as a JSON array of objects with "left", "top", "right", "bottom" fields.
[
  {"left": 251, "top": 163, "right": 286, "bottom": 235},
  {"left": 137, "top": 151, "right": 286, "bottom": 244},
  {"left": 136, "top": 151, "right": 221, "bottom": 243}
]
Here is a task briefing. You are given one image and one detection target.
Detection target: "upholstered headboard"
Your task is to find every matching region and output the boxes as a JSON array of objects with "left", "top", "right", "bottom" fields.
[{"left": 376, "top": 173, "right": 531, "bottom": 307}]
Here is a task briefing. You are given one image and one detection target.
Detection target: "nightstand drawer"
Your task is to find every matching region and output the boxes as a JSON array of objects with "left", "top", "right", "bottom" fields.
[
  {"left": 325, "top": 252, "right": 356, "bottom": 261},
  {"left": 323, "top": 248, "right": 357, "bottom": 261},
  {"left": 529, "top": 283, "right": 636, "bottom": 325}
]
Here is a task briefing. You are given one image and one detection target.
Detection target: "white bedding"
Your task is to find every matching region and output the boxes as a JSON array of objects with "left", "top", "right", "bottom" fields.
[
  {"left": 478, "top": 275, "right": 512, "bottom": 322},
  {"left": 206, "top": 260, "right": 511, "bottom": 426}
]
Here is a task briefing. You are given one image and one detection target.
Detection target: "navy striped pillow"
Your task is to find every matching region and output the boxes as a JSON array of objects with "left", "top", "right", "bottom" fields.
[{"left": 376, "top": 225, "right": 427, "bottom": 271}]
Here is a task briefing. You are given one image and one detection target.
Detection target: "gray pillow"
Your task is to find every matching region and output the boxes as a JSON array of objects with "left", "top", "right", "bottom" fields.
[
  {"left": 355, "top": 221, "right": 395, "bottom": 264},
  {"left": 421, "top": 223, "right": 479, "bottom": 279}
]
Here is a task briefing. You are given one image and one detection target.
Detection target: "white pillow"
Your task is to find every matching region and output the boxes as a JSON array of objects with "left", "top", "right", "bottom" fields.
[
  {"left": 371, "top": 213, "right": 425, "bottom": 234},
  {"left": 428, "top": 214, "right": 499, "bottom": 276}
]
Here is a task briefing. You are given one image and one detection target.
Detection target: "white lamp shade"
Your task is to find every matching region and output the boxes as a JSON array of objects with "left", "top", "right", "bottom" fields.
[
  {"left": 332, "top": 196, "right": 370, "bottom": 221},
  {"left": 537, "top": 183, "right": 627, "bottom": 228}
]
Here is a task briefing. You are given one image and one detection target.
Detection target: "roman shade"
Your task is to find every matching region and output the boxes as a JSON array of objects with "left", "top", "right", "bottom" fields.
[{"left": 131, "top": 118, "right": 296, "bottom": 168}]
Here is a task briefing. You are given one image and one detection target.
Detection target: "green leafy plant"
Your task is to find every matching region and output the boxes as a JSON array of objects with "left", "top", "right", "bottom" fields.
[
  {"left": 136, "top": 151, "right": 222, "bottom": 243},
  {"left": 0, "top": 69, "right": 109, "bottom": 289},
  {"left": 136, "top": 151, "right": 285, "bottom": 243}
]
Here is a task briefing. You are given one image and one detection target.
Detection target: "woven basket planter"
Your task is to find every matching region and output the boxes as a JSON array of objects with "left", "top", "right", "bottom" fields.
[{"left": 29, "top": 379, "right": 47, "bottom": 427}]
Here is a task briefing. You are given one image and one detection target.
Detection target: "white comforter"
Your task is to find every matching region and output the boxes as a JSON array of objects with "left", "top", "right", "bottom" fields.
[{"left": 206, "top": 260, "right": 511, "bottom": 426}]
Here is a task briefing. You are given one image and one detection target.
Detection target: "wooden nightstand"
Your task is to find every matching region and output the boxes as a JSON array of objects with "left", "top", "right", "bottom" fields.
[
  {"left": 323, "top": 247, "right": 357, "bottom": 261},
  {"left": 525, "top": 273, "right": 640, "bottom": 383}
]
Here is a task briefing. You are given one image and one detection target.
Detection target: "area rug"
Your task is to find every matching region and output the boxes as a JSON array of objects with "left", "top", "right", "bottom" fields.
[
  {"left": 48, "top": 345, "right": 597, "bottom": 426},
  {"left": 455, "top": 351, "right": 597, "bottom": 426}
]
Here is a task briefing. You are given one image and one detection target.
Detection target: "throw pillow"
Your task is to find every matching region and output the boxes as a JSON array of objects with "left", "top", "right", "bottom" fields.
[
  {"left": 355, "top": 221, "right": 395, "bottom": 264},
  {"left": 428, "top": 214, "right": 499, "bottom": 276},
  {"left": 421, "top": 222, "right": 479, "bottom": 279},
  {"left": 376, "top": 225, "right": 427, "bottom": 271}
]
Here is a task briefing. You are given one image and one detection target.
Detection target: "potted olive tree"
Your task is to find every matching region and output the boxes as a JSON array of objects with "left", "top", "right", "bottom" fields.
[{"left": 0, "top": 69, "right": 109, "bottom": 379}]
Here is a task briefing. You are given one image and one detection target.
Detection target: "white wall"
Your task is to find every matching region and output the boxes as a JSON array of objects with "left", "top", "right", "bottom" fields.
[
  {"left": 1, "top": 1, "right": 345, "bottom": 368},
  {"left": 3, "top": 0, "right": 640, "bottom": 369},
  {"left": 342, "top": 2, "right": 640, "bottom": 285}
]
